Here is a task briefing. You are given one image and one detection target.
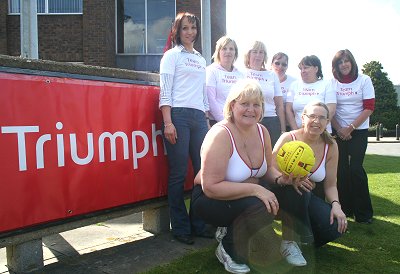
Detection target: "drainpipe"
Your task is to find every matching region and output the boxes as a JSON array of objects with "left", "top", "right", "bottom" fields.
[
  {"left": 201, "top": 0, "right": 211, "bottom": 65},
  {"left": 20, "top": 0, "right": 38, "bottom": 59}
]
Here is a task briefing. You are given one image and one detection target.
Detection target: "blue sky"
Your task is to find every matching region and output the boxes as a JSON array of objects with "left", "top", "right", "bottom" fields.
[{"left": 226, "top": 0, "right": 400, "bottom": 84}]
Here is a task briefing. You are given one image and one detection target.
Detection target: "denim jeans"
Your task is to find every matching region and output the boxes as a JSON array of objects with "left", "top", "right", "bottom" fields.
[
  {"left": 163, "top": 107, "right": 208, "bottom": 236},
  {"left": 272, "top": 185, "right": 341, "bottom": 247}
]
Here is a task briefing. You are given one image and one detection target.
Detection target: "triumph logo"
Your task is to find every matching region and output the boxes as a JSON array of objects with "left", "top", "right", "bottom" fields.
[{"left": 1, "top": 122, "right": 166, "bottom": 171}]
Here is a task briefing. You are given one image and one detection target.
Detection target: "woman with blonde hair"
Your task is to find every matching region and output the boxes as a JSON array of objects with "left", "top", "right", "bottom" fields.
[
  {"left": 192, "top": 79, "right": 295, "bottom": 273},
  {"left": 207, "top": 36, "right": 244, "bottom": 125},
  {"left": 242, "top": 41, "right": 286, "bottom": 147}
]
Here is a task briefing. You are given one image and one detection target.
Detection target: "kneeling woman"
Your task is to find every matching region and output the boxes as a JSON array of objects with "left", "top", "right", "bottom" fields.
[
  {"left": 272, "top": 101, "right": 348, "bottom": 266},
  {"left": 192, "top": 79, "right": 292, "bottom": 273}
]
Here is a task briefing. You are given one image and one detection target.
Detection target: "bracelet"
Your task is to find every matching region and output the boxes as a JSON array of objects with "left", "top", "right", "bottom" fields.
[
  {"left": 274, "top": 175, "right": 283, "bottom": 186},
  {"left": 331, "top": 200, "right": 341, "bottom": 206},
  {"left": 350, "top": 123, "right": 356, "bottom": 130},
  {"left": 164, "top": 123, "right": 173, "bottom": 128}
]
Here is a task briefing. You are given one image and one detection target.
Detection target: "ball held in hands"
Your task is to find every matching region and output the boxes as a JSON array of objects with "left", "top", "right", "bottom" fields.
[{"left": 277, "top": 141, "right": 315, "bottom": 177}]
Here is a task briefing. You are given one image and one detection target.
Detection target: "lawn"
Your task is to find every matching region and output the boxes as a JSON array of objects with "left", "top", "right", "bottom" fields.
[{"left": 144, "top": 154, "right": 400, "bottom": 274}]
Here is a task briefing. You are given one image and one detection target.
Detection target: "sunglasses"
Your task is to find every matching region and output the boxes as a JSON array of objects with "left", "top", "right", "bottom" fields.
[{"left": 273, "top": 61, "right": 288, "bottom": 67}]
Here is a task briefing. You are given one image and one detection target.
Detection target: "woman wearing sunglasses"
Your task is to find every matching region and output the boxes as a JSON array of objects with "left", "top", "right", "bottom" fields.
[{"left": 271, "top": 52, "right": 297, "bottom": 131}]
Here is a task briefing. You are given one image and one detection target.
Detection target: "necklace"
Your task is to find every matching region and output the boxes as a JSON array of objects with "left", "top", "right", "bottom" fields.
[{"left": 232, "top": 123, "right": 255, "bottom": 169}]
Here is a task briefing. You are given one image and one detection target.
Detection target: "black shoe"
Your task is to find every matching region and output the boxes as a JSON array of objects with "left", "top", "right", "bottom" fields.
[
  {"left": 355, "top": 218, "right": 372, "bottom": 224},
  {"left": 195, "top": 229, "right": 215, "bottom": 239},
  {"left": 174, "top": 234, "right": 194, "bottom": 245}
]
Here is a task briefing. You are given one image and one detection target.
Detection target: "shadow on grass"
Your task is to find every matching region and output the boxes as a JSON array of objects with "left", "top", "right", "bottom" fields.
[{"left": 364, "top": 154, "right": 400, "bottom": 174}]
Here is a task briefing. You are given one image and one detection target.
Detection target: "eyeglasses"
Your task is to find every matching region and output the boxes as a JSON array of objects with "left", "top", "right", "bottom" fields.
[
  {"left": 304, "top": 114, "right": 328, "bottom": 122},
  {"left": 273, "top": 61, "right": 288, "bottom": 67}
]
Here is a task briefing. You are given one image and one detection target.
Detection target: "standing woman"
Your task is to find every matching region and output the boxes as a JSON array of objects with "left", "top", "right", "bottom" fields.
[
  {"left": 330, "top": 49, "right": 375, "bottom": 224},
  {"left": 270, "top": 52, "right": 297, "bottom": 131},
  {"left": 207, "top": 36, "right": 243, "bottom": 126},
  {"left": 243, "top": 41, "right": 286, "bottom": 147},
  {"left": 159, "top": 12, "right": 210, "bottom": 244},
  {"left": 286, "top": 55, "right": 336, "bottom": 132}
]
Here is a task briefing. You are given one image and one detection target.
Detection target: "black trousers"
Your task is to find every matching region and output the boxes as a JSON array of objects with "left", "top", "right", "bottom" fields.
[
  {"left": 335, "top": 129, "right": 373, "bottom": 221},
  {"left": 191, "top": 184, "right": 275, "bottom": 264},
  {"left": 260, "top": 116, "right": 281, "bottom": 148}
]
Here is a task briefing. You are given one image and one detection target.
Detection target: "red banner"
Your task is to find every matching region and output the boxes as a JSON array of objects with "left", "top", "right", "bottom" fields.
[{"left": 0, "top": 72, "right": 191, "bottom": 233}]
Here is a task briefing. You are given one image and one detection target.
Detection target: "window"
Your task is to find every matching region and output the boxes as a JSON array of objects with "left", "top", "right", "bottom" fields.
[
  {"left": 116, "top": 0, "right": 175, "bottom": 54},
  {"left": 9, "top": 0, "right": 83, "bottom": 14}
]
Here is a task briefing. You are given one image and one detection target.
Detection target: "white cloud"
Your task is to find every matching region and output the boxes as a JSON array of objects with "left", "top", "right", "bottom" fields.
[{"left": 227, "top": 0, "right": 400, "bottom": 84}]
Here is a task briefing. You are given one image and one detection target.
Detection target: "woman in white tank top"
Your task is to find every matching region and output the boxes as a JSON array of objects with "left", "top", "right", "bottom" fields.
[
  {"left": 192, "top": 79, "right": 299, "bottom": 273},
  {"left": 271, "top": 101, "right": 347, "bottom": 267}
]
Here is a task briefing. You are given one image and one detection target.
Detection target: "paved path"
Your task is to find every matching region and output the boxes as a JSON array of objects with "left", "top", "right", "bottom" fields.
[
  {"left": 1, "top": 139, "right": 398, "bottom": 274},
  {"left": 367, "top": 137, "right": 400, "bottom": 157}
]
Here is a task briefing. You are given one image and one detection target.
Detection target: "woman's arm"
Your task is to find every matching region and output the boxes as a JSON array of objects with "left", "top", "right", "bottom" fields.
[
  {"left": 159, "top": 73, "right": 177, "bottom": 144},
  {"left": 326, "top": 103, "right": 336, "bottom": 121},
  {"left": 207, "top": 86, "right": 224, "bottom": 121},
  {"left": 336, "top": 109, "right": 373, "bottom": 140},
  {"left": 323, "top": 142, "right": 347, "bottom": 233},
  {"left": 274, "top": 96, "right": 286, "bottom": 133},
  {"left": 285, "top": 102, "right": 298, "bottom": 130}
]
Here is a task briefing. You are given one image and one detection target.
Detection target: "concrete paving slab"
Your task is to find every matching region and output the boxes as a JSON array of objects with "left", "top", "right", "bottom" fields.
[{"left": 0, "top": 213, "right": 214, "bottom": 274}]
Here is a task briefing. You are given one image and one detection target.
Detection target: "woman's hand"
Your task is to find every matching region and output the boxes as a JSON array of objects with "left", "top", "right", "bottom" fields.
[
  {"left": 287, "top": 175, "right": 314, "bottom": 195},
  {"left": 164, "top": 123, "right": 177, "bottom": 144},
  {"left": 330, "top": 203, "right": 348, "bottom": 233},
  {"left": 254, "top": 186, "right": 279, "bottom": 215},
  {"left": 337, "top": 127, "right": 352, "bottom": 141}
]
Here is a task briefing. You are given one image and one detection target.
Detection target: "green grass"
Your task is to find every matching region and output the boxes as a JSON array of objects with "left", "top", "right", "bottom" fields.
[{"left": 144, "top": 154, "right": 400, "bottom": 274}]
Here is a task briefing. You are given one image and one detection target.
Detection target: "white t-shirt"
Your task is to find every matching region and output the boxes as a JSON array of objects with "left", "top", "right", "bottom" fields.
[
  {"left": 287, "top": 79, "right": 336, "bottom": 131},
  {"left": 159, "top": 45, "right": 208, "bottom": 112},
  {"left": 243, "top": 68, "right": 282, "bottom": 117},
  {"left": 331, "top": 74, "right": 375, "bottom": 130},
  {"left": 280, "top": 74, "right": 297, "bottom": 104},
  {"left": 206, "top": 63, "right": 244, "bottom": 121}
]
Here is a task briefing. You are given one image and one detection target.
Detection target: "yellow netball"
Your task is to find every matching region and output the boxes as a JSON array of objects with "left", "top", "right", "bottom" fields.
[{"left": 277, "top": 141, "right": 316, "bottom": 177}]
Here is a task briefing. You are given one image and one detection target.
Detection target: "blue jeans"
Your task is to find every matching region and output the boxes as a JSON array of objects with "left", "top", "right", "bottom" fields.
[
  {"left": 163, "top": 107, "right": 208, "bottom": 236},
  {"left": 272, "top": 185, "right": 342, "bottom": 247}
]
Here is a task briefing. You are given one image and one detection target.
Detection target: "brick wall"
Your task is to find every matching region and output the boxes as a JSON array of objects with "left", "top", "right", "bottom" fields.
[
  {"left": 175, "top": 0, "right": 226, "bottom": 55},
  {"left": 82, "top": 0, "right": 116, "bottom": 67},
  {"left": 6, "top": 15, "right": 83, "bottom": 61},
  {"left": 39, "top": 16, "right": 83, "bottom": 61},
  {"left": 0, "top": 1, "right": 7, "bottom": 54},
  {"left": 6, "top": 16, "right": 20, "bottom": 56}
]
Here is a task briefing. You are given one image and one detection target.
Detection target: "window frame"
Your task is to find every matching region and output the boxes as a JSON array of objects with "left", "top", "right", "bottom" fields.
[
  {"left": 8, "top": 0, "right": 83, "bottom": 15},
  {"left": 115, "top": 0, "right": 176, "bottom": 56}
]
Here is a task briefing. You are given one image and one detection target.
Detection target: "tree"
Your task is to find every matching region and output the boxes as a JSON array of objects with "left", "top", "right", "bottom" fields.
[{"left": 362, "top": 61, "right": 400, "bottom": 129}]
